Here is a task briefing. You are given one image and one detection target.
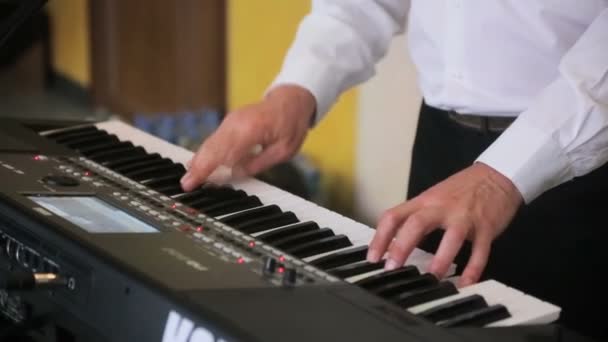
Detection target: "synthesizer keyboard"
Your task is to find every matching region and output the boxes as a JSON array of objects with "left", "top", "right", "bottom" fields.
[
  {"left": 0, "top": 117, "right": 561, "bottom": 342},
  {"left": 90, "top": 119, "right": 561, "bottom": 326}
]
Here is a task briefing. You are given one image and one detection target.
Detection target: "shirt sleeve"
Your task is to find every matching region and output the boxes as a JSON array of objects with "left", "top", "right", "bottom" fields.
[
  {"left": 267, "top": 0, "right": 410, "bottom": 125},
  {"left": 476, "top": 8, "right": 608, "bottom": 204}
]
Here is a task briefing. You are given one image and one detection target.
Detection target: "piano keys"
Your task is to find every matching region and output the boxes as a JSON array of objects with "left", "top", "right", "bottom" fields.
[{"left": 39, "top": 119, "right": 561, "bottom": 329}]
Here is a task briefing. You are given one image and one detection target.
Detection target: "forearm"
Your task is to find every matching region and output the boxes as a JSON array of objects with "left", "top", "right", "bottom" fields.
[
  {"left": 476, "top": 8, "right": 608, "bottom": 203},
  {"left": 268, "top": 0, "right": 410, "bottom": 125}
]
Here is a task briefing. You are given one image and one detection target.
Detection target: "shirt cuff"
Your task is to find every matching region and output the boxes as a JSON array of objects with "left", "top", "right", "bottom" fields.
[
  {"left": 475, "top": 115, "right": 574, "bottom": 204},
  {"left": 266, "top": 61, "right": 342, "bottom": 127}
]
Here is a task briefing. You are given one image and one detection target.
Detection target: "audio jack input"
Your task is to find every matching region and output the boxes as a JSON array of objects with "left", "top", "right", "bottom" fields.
[{"left": 0, "top": 269, "right": 71, "bottom": 291}]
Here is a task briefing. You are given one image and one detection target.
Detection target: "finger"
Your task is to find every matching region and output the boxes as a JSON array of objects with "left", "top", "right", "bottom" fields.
[
  {"left": 367, "top": 202, "right": 418, "bottom": 263},
  {"left": 181, "top": 128, "right": 256, "bottom": 191},
  {"left": 428, "top": 223, "right": 467, "bottom": 279},
  {"left": 181, "top": 141, "right": 222, "bottom": 192},
  {"left": 241, "top": 143, "right": 291, "bottom": 176},
  {"left": 458, "top": 231, "right": 492, "bottom": 287},
  {"left": 385, "top": 209, "right": 442, "bottom": 270},
  {"left": 206, "top": 164, "right": 234, "bottom": 184}
]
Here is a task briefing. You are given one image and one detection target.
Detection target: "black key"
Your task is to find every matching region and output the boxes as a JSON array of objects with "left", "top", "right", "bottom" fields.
[
  {"left": 100, "top": 150, "right": 153, "bottom": 168},
  {"left": 235, "top": 212, "right": 299, "bottom": 234},
  {"left": 256, "top": 221, "right": 320, "bottom": 243},
  {"left": 172, "top": 187, "right": 217, "bottom": 201},
  {"left": 172, "top": 187, "right": 209, "bottom": 201},
  {"left": 392, "top": 282, "right": 458, "bottom": 308},
  {"left": 273, "top": 228, "right": 334, "bottom": 249},
  {"left": 220, "top": 205, "right": 282, "bottom": 226},
  {"left": 89, "top": 145, "right": 148, "bottom": 162},
  {"left": 418, "top": 294, "right": 489, "bottom": 324},
  {"left": 45, "top": 125, "right": 99, "bottom": 139},
  {"left": 284, "top": 235, "right": 352, "bottom": 258},
  {"left": 79, "top": 141, "right": 134, "bottom": 156},
  {"left": 154, "top": 184, "right": 185, "bottom": 196},
  {"left": 187, "top": 197, "right": 222, "bottom": 210},
  {"left": 66, "top": 134, "right": 120, "bottom": 150},
  {"left": 328, "top": 260, "right": 386, "bottom": 279},
  {"left": 115, "top": 158, "right": 173, "bottom": 174},
  {"left": 310, "top": 245, "right": 369, "bottom": 270},
  {"left": 123, "top": 164, "right": 185, "bottom": 181},
  {"left": 202, "top": 196, "right": 263, "bottom": 217},
  {"left": 173, "top": 186, "right": 244, "bottom": 202},
  {"left": 140, "top": 174, "right": 182, "bottom": 188},
  {"left": 373, "top": 273, "right": 438, "bottom": 298},
  {"left": 354, "top": 266, "right": 420, "bottom": 289},
  {"left": 208, "top": 187, "right": 248, "bottom": 199},
  {"left": 436, "top": 304, "right": 510, "bottom": 327},
  {"left": 54, "top": 130, "right": 109, "bottom": 144},
  {"left": 186, "top": 190, "right": 247, "bottom": 209}
]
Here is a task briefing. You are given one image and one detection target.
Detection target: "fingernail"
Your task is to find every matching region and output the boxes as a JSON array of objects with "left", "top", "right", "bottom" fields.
[
  {"left": 428, "top": 263, "right": 440, "bottom": 277},
  {"left": 385, "top": 259, "right": 399, "bottom": 271},
  {"left": 459, "top": 277, "right": 472, "bottom": 287},
  {"left": 180, "top": 172, "right": 193, "bottom": 191},
  {"left": 367, "top": 249, "right": 380, "bottom": 262}
]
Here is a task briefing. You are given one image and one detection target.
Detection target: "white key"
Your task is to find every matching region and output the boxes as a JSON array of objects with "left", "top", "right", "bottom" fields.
[
  {"left": 248, "top": 221, "right": 326, "bottom": 240},
  {"left": 408, "top": 280, "right": 561, "bottom": 326},
  {"left": 303, "top": 243, "right": 369, "bottom": 263},
  {"left": 342, "top": 249, "right": 443, "bottom": 283},
  {"left": 345, "top": 267, "right": 387, "bottom": 283}
]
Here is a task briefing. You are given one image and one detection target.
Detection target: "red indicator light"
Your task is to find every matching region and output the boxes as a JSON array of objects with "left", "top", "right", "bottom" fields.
[
  {"left": 237, "top": 257, "right": 245, "bottom": 264},
  {"left": 278, "top": 256, "right": 285, "bottom": 262},
  {"left": 33, "top": 155, "right": 41, "bottom": 161},
  {"left": 248, "top": 241, "right": 255, "bottom": 248},
  {"left": 278, "top": 267, "right": 285, "bottom": 273},
  {"left": 84, "top": 171, "right": 92, "bottom": 176},
  {"left": 171, "top": 204, "right": 177, "bottom": 209},
  {"left": 196, "top": 226, "right": 204, "bottom": 232}
]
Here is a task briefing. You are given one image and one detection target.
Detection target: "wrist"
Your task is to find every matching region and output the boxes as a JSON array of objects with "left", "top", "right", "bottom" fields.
[
  {"left": 265, "top": 84, "right": 316, "bottom": 125},
  {"left": 474, "top": 162, "right": 523, "bottom": 206}
]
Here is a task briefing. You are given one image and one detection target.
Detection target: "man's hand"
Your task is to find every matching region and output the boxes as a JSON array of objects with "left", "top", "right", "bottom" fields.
[
  {"left": 367, "top": 162, "right": 523, "bottom": 287},
  {"left": 180, "top": 85, "right": 316, "bottom": 191}
]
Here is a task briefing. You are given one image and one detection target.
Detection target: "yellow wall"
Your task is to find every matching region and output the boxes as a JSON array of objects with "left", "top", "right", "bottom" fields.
[
  {"left": 46, "top": 0, "right": 90, "bottom": 87},
  {"left": 227, "top": 0, "right": 357, "bottom": 215},
  {"left": 41, "top": 0, "right": 358, "bottom": 214}
]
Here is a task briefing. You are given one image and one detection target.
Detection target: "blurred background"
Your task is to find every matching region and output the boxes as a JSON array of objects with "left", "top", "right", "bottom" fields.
[{"left": 0, "top": 0, "right": 422, "bottom": 228}]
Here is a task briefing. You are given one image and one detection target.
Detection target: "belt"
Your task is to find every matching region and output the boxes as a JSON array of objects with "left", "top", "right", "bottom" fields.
[{"left": 447, "top": 111, "right": 516, "bottom": 133}]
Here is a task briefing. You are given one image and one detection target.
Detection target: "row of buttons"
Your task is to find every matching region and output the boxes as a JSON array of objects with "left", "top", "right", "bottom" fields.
[
  {"left": 62, "top": 158, "right": 258, "bottom": 264},
  {"left": 57, "top": 165, "right": 104, "bottom": 187},
  {"left": 76, "top": 157, "right": 146, "bottom": 191},
  {"left": 69, "top": 157, "right": 337, "bottom": 283},
  {"left": 104, "top": 184, "right": 256, "bottom": 263},
  {"left": 0, "top": 160, "right": 25, "bottom": 175},
  {"left": 187, "top": 231, "right": 251, "bottom": 265}
]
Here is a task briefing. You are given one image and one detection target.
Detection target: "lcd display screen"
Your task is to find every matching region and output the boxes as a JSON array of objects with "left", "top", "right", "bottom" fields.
[{"left": 29, "top": 196, "right": 159, "bottom": 233}]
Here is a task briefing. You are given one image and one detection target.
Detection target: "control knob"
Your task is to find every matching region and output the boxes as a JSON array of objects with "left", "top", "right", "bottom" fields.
[
  {"left": 282, "top": 268, "right": 297, "bottom": 287},
  {"left": 41, "top": 175, "right": 79, "bottom": 187},
  {"left": 262, "top": 256, "right": 277, "bottom": 276}
]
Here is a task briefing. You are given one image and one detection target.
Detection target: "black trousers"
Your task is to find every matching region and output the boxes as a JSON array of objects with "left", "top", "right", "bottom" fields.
[{"left": 410, "top": 102, "right": 608, "bottom": 341}]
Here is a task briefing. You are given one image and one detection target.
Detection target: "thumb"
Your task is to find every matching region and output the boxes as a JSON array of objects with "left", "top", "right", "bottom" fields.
[{"left": 238, "top": 143, "right": 293, "bottom": 177}]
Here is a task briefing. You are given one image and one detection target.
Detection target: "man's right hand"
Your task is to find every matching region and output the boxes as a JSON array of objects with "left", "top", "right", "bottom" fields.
[{"left": 180, "top": 84, "right": 316, "bottom": 192}]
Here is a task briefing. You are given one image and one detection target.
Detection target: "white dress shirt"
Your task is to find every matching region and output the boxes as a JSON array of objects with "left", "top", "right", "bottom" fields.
[{"left": 269, "top": 0, "right": 608, "bottom": 204}]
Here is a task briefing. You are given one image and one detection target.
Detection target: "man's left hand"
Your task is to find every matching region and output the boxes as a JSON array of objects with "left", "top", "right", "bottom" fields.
[{"left": 367, "top": 162, "right": 523, "bottom": 287}]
